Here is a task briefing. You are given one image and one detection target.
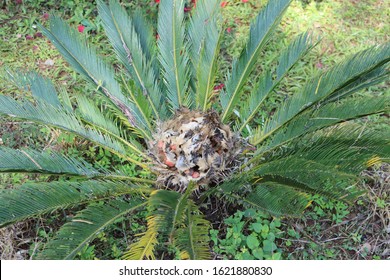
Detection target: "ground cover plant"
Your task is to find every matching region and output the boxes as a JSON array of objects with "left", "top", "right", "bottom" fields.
[{"left": 0, "top": 0, "right": 389, "bottom": 260}]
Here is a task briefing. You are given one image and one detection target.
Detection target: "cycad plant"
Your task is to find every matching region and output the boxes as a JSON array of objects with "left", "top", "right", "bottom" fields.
[{"left": 0, "top": 0, "right": 389, "bottom": 260}]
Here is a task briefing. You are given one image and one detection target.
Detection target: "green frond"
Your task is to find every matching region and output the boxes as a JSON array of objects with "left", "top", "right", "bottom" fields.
[
  {"left": 0, "top": 95, "right": 149, "bottom": 169},
  {"left": 120, "top": 76, "right": 153, "bottom": 131},
  {"left": 124, "top": 184, "right": 198, "bottom": 260},
  {"left": 168, "top": 182, "right": 198, "bottom": 241},
  {"left": 0, "top": 146, "right": 155, "bottom": 184},
  {"left": 250, "top": 95, "right": 389, "bottom": 156},
  {"left": 124, "top": 190, "right": 181, "bottom": 259},
  {"left": 238, "top": 32, "right": 315, "bottom": 132},
  {"left": 219, "top": 124, "right": 390, "bottom": 216},
  {"left": 91, "top": 93, "right": 145, "bottom": 138},
  {"left": 36, "top": 199, "right": 146, "bottom": 259},
  {"left": 220, "top": 0, "right": 292, "bottom": 122},
  {"left": 5, "top": 70, "right": 148, "bottom": 157},
  {"left": 131, "top": 10, "right": 161, "bottom": 86},
  {"left": 262, "top": 124, "right": 390, "bottom": 172},
  {"left": 98, "top": 0, "right": 166, "bottom": 121},
  {"left": 38, "top": 17, "right": 152, "bottom": 138},
  {"left": 0, "top": 147, "right": 100, "bottom": 176},
  {"left": 174, "top": 201, "right": 211, "bottom": 260},
  {"left": 0, "top": 180, "right": 149, "bottom": 227},
  {"left": 241, "top": 183, "right": 312, "bottom": 216},
  {"left": 157, "top": 0, "right": 191, "bottom": 110},
  {"left": 74, "top": 92, "right": 150, "bottom": 158},
  {"left": 131, "top": 11, "right": 156, "bottom": 64},
  {"left": 224, "top": 125, "right": 390, "bottom": 216},
  {"left": 75, "top": 94, "right": 122, "bottom": 137},
  {"left": 6, "top": 70, "right": 61, "bottom": 107},
  {"left": 58, "top": 87, "right": 73, "bottom": 111},
  {"left": 251, "top": 42, "right": 390, "bottom": 146},
  {"left": 219, "top": 166, "right": 357, "bottom": 217},
  {"left": 253, "top": 158, "right": 361, "bottom": 199},
  {"left": 323, "top": 66, "right": 389, "bottom": 104},
  {"left": 188, "top": 0, "right": 222, "bottom": 111}
]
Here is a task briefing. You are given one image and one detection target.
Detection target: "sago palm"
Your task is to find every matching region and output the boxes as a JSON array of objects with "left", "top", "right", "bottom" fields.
[{"left": 0, "top": 0, "right": 389, "bottom": 260}]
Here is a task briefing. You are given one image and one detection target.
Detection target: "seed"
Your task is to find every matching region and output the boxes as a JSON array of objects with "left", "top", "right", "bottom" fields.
[
  {"left": 165, "top": 160, "right": 175, "bottom": 167},
  {"left": 158, "top": 140, "right": 165, "bottom": 149}
]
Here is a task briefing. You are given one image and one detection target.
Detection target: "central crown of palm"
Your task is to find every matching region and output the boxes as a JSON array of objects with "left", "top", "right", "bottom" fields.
[{"left": 0, "top": 0, "right": 389, "bottom": 260}]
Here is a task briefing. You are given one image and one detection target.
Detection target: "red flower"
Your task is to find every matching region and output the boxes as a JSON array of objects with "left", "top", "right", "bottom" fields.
[
  {"left": 155, "top": 0, "right": 160, "bottom": 3},
  {"left": 42, "top": 13, "right": 49, "bottom": 20},
  {"left": 316, "top": 62, "right": 324, "bottom": 69},
  {"left": 78, "top": 25, "right": 85, "bottom": 33},
  {"left": 213, "top": 83, "right": 225, "bottom": 91},
  {"left": 184, "top": 7, "right": 192, "bottom": 12},
  {"left": 242, "top": 0, "right": 249, "bottom": 3},
  {"left": 221, "top": 1, "right": 228, "bottom": 8},
  {"left": 25, "top": 34, "right": 33, "bottom": 40},
  {"left": 226, "top": 27, "right": 232, "bottom": 33}
]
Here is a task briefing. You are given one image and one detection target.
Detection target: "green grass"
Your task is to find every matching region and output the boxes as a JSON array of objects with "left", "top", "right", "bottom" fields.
[{"left": 0, "top": 0, "right": 388, "bottom": 260}]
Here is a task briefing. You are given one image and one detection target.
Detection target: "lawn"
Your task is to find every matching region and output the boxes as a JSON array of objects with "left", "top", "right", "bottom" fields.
[{"left": 0, "top": 0, "right": 388, "bottom": 260}]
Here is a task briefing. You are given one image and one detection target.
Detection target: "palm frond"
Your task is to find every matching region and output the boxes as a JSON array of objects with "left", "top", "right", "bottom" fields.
[
  {"left": 75, "top": 94, "right": 122, "bottom": 137},
  {"left": 323, "top": 69, "right": 389, "bottom": 105},
  {"left": 237, "top": 183, "right": 312, "bottom": 216},
  {"left": 131, "top": 10, "right": 156, "bottom": 64},
  {"left": 124, "top": 183, "right": 198, "bottom": 260},
  {"left": 174, "top": 201, "right": 211, "bottom": 260},
  {"left": 122, "top": 215, "right": 159, "bottom": 260},
  {"left": 58, "top": 87, "right": 73, "bottom": 111},
  {"left": 36, "top": 199, "right": 146, "bottom": 259},
  {"left": 220, "top": 0, "right": 292, "bottom": 122},
  {"left": 0, "top": 95, "right": 149, "bottom": 169},
  {"left": 98, "top": 0, "right": 166, "bottom": 122},
  {"left": 38, "top": 17, "right": 152, "bottom": 138},
  {"left": 238, "top": 32, "right": 315, "bottom": 132},
  {"left": 0, "top": 147, "right": 154, "bottom": 184},
  {"left": 0, "top": 147, "right": 100, "bottom": 176},
  {"left": 74, "top": 92, "right": 148, "bottom": 153},
  {"left": 261, "top": 124, "right": 390, "bottom": 171},
  {"left": 251, "top": 95, "right": 389, "bottom": 154},
  {"left": 131, "top": 11, "right": 161, "bottom": 85},
  {"left": 218, "top": 125, "right": 390, "bottom": 215},
  {"left": 157, "top": 0, "right": 191, "bottom": 110},
  {"left": 188, "top": 0, "right": 222, "bottom": 111},
  {"left": 0, "top": 180, "right": 149, "bottom": 227},
  {"left": 251, "top": 42, "right": 390, "bottom": 146},
  {"left": 222, "top": 125, "right": 390, "bottom": 216},
  {"left": 123, "top": 190, "right": 181, "bottom": 259},
  {"left": 6, "top": 70, "right": 61, "bottom": 107},
  {"left": 219, "top": 163, "right": 357, "bottom": 217},
  {"left": 6, "top": 70, "right": 147, "bottom": 156},
  {"left": 253, "top": 158, "right": 361, "bottom": 199}
]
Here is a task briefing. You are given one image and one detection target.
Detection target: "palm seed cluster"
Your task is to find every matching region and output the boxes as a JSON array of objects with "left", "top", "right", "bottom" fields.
[{"left": 149, "top": 108, "right": 244, "bottom": 191}]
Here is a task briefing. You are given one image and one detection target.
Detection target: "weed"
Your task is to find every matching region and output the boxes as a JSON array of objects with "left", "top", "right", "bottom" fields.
[{"left": 211, "top": 209, "right": 283, "bottom": 260}]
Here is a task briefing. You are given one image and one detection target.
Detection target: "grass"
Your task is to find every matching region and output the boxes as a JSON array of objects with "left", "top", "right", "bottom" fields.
[{"left": 0, "top": 0, "right": 389, "bottom": 259}]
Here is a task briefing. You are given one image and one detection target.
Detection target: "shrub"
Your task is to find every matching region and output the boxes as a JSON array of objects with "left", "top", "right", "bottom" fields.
[{"left": 0, "top": 0, "right": 389, "bottom": 259}]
